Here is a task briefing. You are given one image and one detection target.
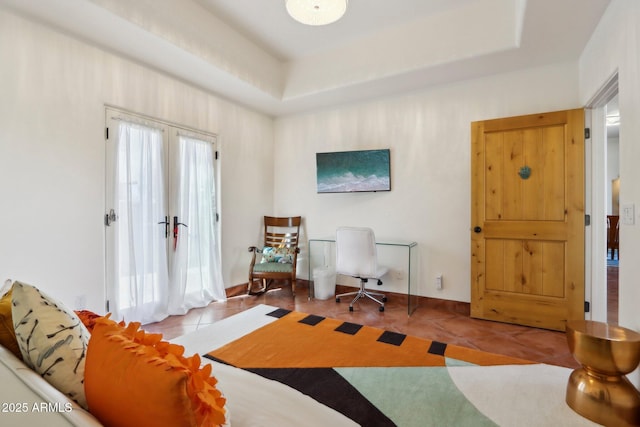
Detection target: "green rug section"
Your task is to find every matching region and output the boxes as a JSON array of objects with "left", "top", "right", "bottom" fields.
[
  {"left": 335, "top": 366, "right": 497, "bottom": 427},
  {"left": 445, "top": 357, "right": 477, "bottom": 367}
]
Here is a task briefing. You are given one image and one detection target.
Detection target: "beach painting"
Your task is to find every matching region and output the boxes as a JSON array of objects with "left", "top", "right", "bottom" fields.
[{"left": 316, "top": 149, "right": 391, "bottom": 193}]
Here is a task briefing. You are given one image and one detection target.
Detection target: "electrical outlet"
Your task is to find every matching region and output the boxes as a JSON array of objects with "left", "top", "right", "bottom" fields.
[{"left": 435, "top": 274, "right": 443, "bottom": 290}]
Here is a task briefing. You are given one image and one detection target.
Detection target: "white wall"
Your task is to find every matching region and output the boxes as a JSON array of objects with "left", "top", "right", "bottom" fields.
[
  {"left": 579, "top": 0, "right": 640, "bottom": 387},
  {"left": 0, "top": 10, "right": 274, "bottom": 312},
  {"left": 274, "top": 61, "right": 581, "bottom": 303}
]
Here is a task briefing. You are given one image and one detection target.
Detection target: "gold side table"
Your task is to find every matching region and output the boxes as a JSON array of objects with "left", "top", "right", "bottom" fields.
[{"left": 566, "top": 320, "right": 640, "bottom": 426}]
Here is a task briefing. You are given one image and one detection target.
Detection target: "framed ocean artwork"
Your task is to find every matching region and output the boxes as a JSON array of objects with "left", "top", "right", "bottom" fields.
[{"left": 315, "top": 149, "right": 391, "bottom": 193}]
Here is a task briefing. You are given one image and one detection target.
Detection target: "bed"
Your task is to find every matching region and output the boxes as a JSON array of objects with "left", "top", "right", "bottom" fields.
[{"left": 173, "top": 304, "right": 597, "bottom": 427}]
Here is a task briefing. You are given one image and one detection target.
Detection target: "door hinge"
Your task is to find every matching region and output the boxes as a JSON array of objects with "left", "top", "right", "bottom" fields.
[
  {"left": 584, "top": 128, "right": 590, "bottom": 139},
  {"left": 215, "top": 151, "right": 219, "bottom": 160},
  {"left": 585, "top": 214, "right": 591, "bottom": 226},
  {"left": 105, "top": 127, "right": 109, "bottom": 140},
  {"left": 106, "top": 299, "right": 110, "bottom": 313},
  {"left": 216, "top": 213, "right": 219, "bottom": 222},
  {"left": 584, "top": 301, "right": 590, "bottom": 313}
]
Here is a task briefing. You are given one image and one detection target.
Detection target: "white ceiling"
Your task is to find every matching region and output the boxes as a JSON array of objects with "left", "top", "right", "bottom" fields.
[
  {"left": 1, "top": 0, "right": 611, "bottom": 117},
  {"left": 197, "top": 0, "right": 479, "bottom": 61}
]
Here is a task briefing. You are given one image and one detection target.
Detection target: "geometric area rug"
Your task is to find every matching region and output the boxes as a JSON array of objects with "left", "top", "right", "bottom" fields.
[{"left": 204, "top": 308, "right": 541, "bottom": 427}]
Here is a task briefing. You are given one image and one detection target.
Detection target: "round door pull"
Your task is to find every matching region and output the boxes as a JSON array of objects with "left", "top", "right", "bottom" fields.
[{"left": 473, "top": 226, "right": 482, "bottom": 233}]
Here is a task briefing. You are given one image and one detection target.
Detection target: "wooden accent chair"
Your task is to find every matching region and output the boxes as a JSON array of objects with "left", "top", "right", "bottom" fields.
[{"left": 248, "top": 216, "right": 301, "bottom": 295}]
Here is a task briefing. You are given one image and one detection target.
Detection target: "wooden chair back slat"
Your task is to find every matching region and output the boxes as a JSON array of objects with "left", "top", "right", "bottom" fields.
[{"left": 265, "top": 232, "right": 299, "bottom": 248}]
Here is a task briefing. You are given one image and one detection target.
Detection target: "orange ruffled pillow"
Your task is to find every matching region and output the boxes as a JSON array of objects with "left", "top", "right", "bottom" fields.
[
  {"left": 85, "top": 315, "right": 226, "bottom": 427},
  {"left": 74, "top": 309, "right": 102, "bottom": 333}
]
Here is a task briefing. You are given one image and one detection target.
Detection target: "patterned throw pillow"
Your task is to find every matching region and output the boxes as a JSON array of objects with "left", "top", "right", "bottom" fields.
[
  {"left": 260, "top": 246, "right": 295, "bottom": 264},
  {"left": 11, "top": 281, "right": 89, "bottom": 409}
]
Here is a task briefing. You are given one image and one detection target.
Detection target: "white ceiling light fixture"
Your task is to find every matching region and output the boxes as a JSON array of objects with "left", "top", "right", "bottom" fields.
[{"left": 286, "top": 0, "right": 348, "bottom": 26}]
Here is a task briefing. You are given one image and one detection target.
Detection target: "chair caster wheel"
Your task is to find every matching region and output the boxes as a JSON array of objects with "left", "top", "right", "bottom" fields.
[
  {"left": 382, "top": 297, "right": 387, "bottom": 302},
  {"left": 349, "top": 306, "right": 354, "bottom": 312},
  {"left": 379, "top": 306, "right": 384, "bottom": 312},
  {"left": 336, "top": 297, "right": 340, "bottom": 303}
]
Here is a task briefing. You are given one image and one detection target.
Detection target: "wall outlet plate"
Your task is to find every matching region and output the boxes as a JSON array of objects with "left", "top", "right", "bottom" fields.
[{"left": 622, "top": 204, "right": 635, "bottom": 225}]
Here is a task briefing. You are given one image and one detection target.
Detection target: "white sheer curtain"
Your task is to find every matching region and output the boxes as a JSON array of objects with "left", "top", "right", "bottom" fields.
[
  {"left": 169, "top": 135, "right": 226, "bottom": 314},
  {"left": 113, "top": 122, "right": 170, "bottom": 324}
]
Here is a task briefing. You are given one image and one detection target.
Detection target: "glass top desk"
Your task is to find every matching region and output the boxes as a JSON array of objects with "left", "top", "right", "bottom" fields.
[{"left": 308, "top": 238, "right": 418, "bottom": 315}]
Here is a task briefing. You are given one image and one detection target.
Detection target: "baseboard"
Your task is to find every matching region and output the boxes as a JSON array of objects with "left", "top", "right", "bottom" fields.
[{"left": 225, "top": 280, "right": 470, "bottom": 315}]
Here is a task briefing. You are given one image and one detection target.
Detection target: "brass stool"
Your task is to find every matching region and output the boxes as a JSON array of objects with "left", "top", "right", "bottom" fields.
[{"left": 566, "top": 320, "right": 640, "bottom": 426}]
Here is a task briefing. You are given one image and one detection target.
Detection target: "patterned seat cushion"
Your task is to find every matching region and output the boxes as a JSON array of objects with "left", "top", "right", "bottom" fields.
[{"left": 253, "top": 262, "right": 294, "bottom": 273}]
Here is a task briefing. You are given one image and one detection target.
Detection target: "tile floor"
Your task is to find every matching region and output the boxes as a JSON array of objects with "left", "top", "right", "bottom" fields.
[
  {"left": 608, "top": 264, "right": 619, "bottom": 324},
  {"left": 144, "top": 280, "right": 584, "bottom": 369}
]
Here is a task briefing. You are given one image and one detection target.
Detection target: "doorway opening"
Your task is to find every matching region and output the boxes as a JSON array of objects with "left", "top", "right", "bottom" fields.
[
  {"left": 605, "top": 95, "right": 619, "bottom": 324},
  {"left": 586, "top": 72, "right": 619, "bottom": 325}
]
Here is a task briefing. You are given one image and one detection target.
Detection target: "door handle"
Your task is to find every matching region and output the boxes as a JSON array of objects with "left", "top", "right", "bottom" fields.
[
  {"left": 157, "top": 216, "right": 169, "bottom": 238},
  {"left": 473, "top": 226, "right": 482, "bottom": 233},
  {"left": 173, "top": 216, "right": 188, "bottom": 250}
]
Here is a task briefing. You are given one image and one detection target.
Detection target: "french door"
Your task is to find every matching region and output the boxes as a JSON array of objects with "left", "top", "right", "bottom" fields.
[{"left": 105, "top": 108, "right": 225, "bottom": 324}]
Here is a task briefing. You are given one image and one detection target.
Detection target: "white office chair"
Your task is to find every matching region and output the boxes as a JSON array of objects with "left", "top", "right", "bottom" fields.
[{"left": 335, "top": 227, "right": 388, "bottom": 312}]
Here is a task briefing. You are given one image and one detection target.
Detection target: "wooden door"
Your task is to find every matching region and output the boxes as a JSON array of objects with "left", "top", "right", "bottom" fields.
[{"left": 471, "top": 109, "right": 585, "bottom": 331}]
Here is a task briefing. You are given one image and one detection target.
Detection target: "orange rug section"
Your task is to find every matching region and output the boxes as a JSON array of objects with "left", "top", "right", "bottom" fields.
[{"left": 207, "top": 310, "right": 533, "bottom": 368}]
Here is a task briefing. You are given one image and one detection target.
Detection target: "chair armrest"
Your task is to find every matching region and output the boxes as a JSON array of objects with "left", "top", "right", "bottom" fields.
[{"left": 248, "top": 246, "right": 261, "bottom": 268}]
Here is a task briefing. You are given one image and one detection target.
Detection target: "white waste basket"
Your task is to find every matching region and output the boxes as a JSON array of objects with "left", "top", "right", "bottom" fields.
[{"left": 313, "top": 267, "right": 336, "bottom": 300}]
